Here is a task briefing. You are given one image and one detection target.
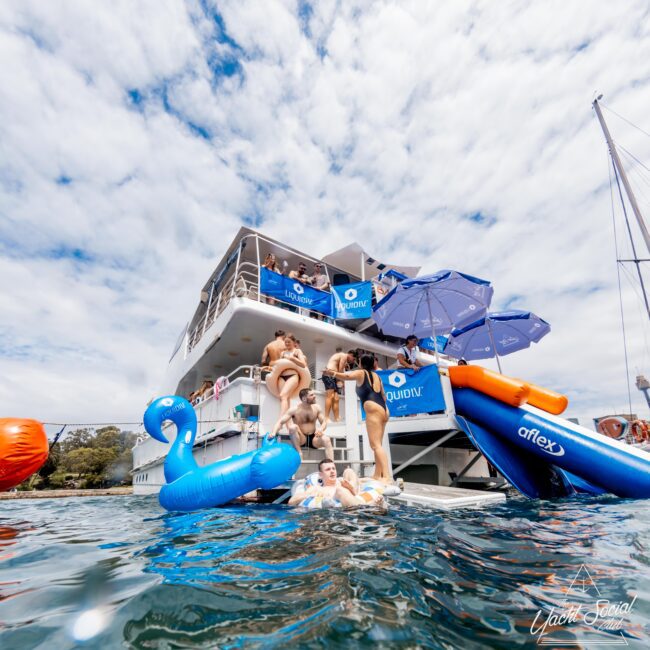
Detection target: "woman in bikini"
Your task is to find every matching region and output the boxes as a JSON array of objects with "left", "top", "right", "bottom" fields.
[
  {"left": 272, "top": 333, "right": 308, "bottom": 415},
  {"left": 324, "top": 353, "right": 392, "bottom": 483}
]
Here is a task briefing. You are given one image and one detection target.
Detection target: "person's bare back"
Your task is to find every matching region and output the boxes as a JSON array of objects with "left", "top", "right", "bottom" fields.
[
  {"left": 261, "top": 330, "right": 287, "bottom": 367},
  {"left": 326, "top": 352, "right": 348, "bottom": 372}
]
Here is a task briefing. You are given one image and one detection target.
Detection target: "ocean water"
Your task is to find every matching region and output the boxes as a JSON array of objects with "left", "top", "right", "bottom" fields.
[{"left": 0, "top": 494, "right": 649, "bottom": 649}]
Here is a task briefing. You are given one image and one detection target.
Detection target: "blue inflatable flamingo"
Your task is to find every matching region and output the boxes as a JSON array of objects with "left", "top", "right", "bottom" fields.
[{"left": 144, "top": 396, "right": 301, "bottom": 511}]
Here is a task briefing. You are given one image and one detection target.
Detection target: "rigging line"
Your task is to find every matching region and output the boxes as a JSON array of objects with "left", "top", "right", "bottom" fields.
[
  {"left": 611, "top": 155, "right": 650, "bottom": 319},
  {"left": 602, "top": 103, "right": 650, "bottom": 140},
  {"left": 616, "top": 142, "right": 650, "bottom": 175},
  {"left": 618, "top": 263, "right": 650, "bottom": 376},
  {"left": 609, "top": 156, "right": 634, "bottom": 416},
  {"left": 617, "top": 147, "right": 650, "bottom": 200}
]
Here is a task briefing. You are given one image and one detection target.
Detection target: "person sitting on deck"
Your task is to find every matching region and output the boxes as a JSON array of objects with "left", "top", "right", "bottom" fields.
[
  {"left": 189, "top": 379, "right": 214, "bottom": 405},
  {"left": 397, "top": 335, "right": 426, "bottom": 372},
  {"left": 288, "top": 459, "right": 383, "bottom": 507},
  {"left": 269, "top": 389, "right": 333, "bottom": 460}
]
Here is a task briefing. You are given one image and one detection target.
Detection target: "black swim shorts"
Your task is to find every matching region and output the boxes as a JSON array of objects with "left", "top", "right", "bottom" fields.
[{"left": 321, "top": 375, "right": 340, "bottom": 392}]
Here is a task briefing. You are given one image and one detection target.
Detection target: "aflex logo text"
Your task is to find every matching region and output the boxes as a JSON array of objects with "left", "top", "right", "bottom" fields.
[
  {"left": 387, "top": 371, "right": 406, "bottom": 388},
  {"left": 293, "top": 282, "right": 304, "bottom": 294},
  {"left": 518, "top": 426, "right": 565, "bottom": 456},
  {"left": 344, "top": 288, "right": 358, "bottom": 301}
]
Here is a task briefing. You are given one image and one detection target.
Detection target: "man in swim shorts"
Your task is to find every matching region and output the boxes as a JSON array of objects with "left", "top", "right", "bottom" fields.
[
  {"left": 322, "top": 349, "right": 358, "bottom": 421},
  {"left": 269, "top": 389, "right": 334, "bottom": 460},
  {"left": 261, "top": 329, "right": 286, "bottom": 370},
  {"left": 288, "top": 459, "right": 384, "bottom": 507}
]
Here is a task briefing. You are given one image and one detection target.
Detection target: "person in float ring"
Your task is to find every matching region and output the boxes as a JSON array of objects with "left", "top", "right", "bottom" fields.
[
  {"left": 289, "top": 458, "right": 383, "bottom": 507},
  {"left": 270, "top": 333, "right": 309, "bottom": 416},
  {"left": 324, "top": 353, "right": 393, "bottom": 484},
  {"left": 269, "top": 388, "right": 333, "bottom": 460}
]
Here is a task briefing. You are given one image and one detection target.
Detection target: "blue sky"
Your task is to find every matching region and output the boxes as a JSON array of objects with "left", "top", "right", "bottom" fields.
[{"left": 1, "top": 0, "right": 650, "bottom": 427}]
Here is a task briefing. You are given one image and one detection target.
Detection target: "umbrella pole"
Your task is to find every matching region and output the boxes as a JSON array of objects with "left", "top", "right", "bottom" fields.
[
  {"left": 486, "top": 320, "right": 503, "bottom": 374},
  {"left": 426, "top": 294, "right": 441, "bottom": 365}
]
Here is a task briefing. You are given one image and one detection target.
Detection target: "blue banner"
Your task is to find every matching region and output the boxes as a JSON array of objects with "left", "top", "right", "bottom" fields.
[
  {"left": 260, "top": 268, "right": 332, "bottom": 316},
  {"left": 376, "top": 365, "right": 446, "bottom": 416},
  {"left": 331, "top": 281, "right": 372, "bottom": 319}
]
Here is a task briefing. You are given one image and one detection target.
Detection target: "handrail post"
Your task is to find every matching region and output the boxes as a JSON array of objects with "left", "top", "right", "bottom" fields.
[
  {"left": 255, "top": 234, "right": 261, "bottom": 302},
  {"left": 230, "top": 240, "right": 243, "bottom": 299}
]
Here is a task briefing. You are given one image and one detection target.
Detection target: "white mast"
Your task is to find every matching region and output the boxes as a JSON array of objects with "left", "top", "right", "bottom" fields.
[
  {"left": 593, "top": 96, "right": 650, "bottom": 255},
  {"left": 593, "top": 95, "right": 650, "bottom": 320}
]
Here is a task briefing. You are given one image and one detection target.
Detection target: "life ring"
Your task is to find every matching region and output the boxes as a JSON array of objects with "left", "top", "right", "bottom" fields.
[
  {"left": 631, "top": 420, "right": 650, "bottom": 443},
  {"left": 266, "top": 359, "right": 311, "bottom": 399}
]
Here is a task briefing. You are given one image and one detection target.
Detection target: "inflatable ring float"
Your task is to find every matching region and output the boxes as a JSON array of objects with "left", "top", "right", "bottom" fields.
[
  {"left": 291, "top": 473, "right": 389, "bottom": 508},
  {"left": 266, "top": 359, "right": 311, "bottom": 399}
]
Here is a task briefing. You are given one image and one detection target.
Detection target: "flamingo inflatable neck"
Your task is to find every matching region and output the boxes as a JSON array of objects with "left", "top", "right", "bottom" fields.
[{"left": 143, "top": 396, "right": 198, "bottom": 483}]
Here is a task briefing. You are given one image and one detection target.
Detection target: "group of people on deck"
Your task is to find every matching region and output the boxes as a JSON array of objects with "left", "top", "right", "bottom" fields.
[{"left": 262, "top": 328, "right": 433, "bottom": 492}]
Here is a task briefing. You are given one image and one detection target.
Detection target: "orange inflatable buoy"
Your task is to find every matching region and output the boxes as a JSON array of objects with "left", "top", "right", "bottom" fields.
[{"left": 0, "top": 419, "right": 49, "bottom": 491}]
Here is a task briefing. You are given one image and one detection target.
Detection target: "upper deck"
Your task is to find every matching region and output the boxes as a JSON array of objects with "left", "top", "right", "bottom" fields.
[{"left": 161, "top": 228, "right": 425, "bottom": 398}]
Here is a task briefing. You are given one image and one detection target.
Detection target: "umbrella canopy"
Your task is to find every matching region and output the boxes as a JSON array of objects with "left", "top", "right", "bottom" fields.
[
  {"left": 445, "top": 310, "right": 551, "bottom": 361},
  {"left": 372, "top": 270, "right": 494, "bottom": 338}
]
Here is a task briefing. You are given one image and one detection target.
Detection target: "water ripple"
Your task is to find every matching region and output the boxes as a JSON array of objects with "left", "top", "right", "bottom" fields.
[{"left": 0, "top": 495, "right": 648, "bottom": 648}]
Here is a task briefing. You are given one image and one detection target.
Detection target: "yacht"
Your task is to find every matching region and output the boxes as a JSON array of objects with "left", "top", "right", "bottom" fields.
[{"left": 131, "top": 227, "right": 495, "bottom": 496}]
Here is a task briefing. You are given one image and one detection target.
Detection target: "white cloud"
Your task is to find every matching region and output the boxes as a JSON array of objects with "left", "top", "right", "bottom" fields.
[{"left": 1, "top": 0, "right": 650, "bottom": 433}]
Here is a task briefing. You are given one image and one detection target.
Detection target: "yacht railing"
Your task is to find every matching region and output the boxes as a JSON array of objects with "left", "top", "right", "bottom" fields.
[{"left": 186, "top": 259, "right": 348, "bottom": 354}]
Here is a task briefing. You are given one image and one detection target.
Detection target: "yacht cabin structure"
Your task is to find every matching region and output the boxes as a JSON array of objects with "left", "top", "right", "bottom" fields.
[{"left": 132, "top": 228, "right": 496, "bottom": 496}]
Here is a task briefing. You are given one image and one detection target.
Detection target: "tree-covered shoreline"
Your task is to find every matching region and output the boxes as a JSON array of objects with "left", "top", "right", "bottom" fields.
[{"left": 20, "top": 426, "right": 136, "bottom": 491}]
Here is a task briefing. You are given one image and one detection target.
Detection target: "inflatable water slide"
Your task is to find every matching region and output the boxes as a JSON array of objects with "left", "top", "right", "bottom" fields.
[{"left": 448, "top": 366, "right": 650, "bottom": 499}]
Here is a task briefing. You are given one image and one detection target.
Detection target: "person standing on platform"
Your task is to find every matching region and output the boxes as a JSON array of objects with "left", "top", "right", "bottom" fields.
[
  {"left": 322, "top": 350, "right": 358, "bottom": 422},
  {"left": 324, "top": 353, "right": 392, "bottom": 484},
  {"left": 261, "top": 329, "right": 286, "bottom": 370}
]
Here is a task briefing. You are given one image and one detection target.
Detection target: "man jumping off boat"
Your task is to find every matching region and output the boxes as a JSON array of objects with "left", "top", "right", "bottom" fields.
[{"left": 269, "top": 388, "right": 334, "bottom": 460}]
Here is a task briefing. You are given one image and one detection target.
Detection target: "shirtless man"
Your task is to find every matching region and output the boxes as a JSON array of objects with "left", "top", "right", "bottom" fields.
[
  {"left": 270, "top": 388, "right": 333, "bottom": 459},
  {"left": 322, "top": 350, "right": 358, "bottom": 421},
  {"left": 261, "top": 329, "right": 286, "bottom": 370},
  {"left": 288, "top": 459, "right": 383, "bottom": 507}
]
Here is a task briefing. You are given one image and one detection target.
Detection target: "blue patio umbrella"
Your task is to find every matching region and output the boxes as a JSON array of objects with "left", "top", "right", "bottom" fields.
[
  {"left": 445, "top": 310, "right": 551, "bottom": 372},
  {"left": 372, "top": 270, "right": 494, "bottom": 361}
]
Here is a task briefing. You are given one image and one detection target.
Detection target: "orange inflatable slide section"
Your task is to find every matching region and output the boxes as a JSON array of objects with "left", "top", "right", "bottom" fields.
[
  {"left": 0, "top": 418, "right": 49, "bottom": 491},
  {"left": 448, "top": 365, "right": 568, "bottom": 415}
]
